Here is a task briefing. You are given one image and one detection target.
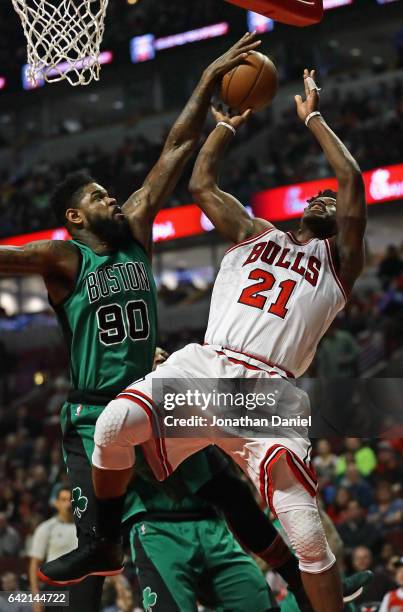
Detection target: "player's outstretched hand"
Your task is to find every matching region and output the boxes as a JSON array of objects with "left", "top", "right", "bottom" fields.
[
  {"left": 204, "top": 32, "right": 261, "bottom": 81},
  {"left": 295, "top": 68, "right": 320, "bottom": 122},
  {"left": 211, "top": 105, "right": 252, "bottom": 130},
  {"left": 153, "top": 347, "right": 169, "bottom": 370}
]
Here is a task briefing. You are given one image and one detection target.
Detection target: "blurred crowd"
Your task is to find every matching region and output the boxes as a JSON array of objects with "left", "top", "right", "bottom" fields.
[
  {"left": 103, "top": 0, "right": 230, "bottom": 49},
  {"left": 1, "top": 72, "right": 402, "bottom": 240},
  {"left": 1, "top": 406, "right": 403, "bottom": 610},
  {"left": 220, "top": 74, "right": 403, "bottom": 204},
  {"left": 1, "top": 239, "right": 403, "bottom": 608}
]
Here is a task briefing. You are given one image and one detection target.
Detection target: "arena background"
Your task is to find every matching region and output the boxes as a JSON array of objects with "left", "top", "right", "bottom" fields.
[{"left": 0, "top": 0, "right": 403, "bottom": 610}]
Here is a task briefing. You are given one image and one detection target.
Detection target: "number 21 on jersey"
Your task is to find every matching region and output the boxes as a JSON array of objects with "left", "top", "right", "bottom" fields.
[{"left": 238, "top": 269, "right": 296, "bottom": 319}]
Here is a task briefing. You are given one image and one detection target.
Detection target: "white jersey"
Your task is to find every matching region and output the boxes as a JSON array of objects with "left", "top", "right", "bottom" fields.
[{"left": 205, "top": 227, "right": 346, "bottom": 377}]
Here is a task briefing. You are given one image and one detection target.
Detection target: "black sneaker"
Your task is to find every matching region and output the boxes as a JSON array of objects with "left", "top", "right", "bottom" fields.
[{"left": 38, "top": 537, "right": 124, "bottom": 586}]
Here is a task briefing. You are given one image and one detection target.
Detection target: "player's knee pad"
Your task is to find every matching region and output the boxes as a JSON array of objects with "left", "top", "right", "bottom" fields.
[
  {"left": 92, "top": 440, "right": 135, "bottom": 471},
  {"left": 92, "top": 399, "right": 135, "bottom": 470},
  {"left": 94, "top": 399, "right": 131, "bottom": 448},
  {"left": 272, "top": 483, "right": 336, "bottom": 574}
]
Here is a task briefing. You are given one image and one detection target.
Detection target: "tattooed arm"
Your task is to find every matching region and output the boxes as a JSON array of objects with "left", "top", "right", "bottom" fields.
[
  {"left": 122, "top": 32, "right": 261, "bottom": 256},
  {"left": 0, "top": 240, "right": 79, "bottom": 304}
]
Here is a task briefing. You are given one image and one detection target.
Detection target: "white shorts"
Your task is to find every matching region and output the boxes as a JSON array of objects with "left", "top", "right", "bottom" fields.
[{"left": 119, "top": 343, "right": 317, "bottom": 512}]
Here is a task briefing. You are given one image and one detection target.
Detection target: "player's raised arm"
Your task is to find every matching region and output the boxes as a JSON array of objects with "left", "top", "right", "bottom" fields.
[
  {"left": 189, "top": 106, "right": 272, "bottom": 244},
  {"left": 0, "top": 240, "right": 79, "bottom": 302},
  {"left": 121, "top": 32, "right": 262, "bottom": 254},
  {"left": 295, "top": 69, "right": 367, "bottom": 294}
]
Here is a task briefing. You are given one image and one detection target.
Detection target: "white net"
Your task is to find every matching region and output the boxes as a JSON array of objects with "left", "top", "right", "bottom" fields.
[{"left": 11, "top": 0, "right": 110, "bottom": 86}]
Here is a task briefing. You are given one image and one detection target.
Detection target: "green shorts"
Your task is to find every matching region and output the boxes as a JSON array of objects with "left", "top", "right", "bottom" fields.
[
  {"left": 60, "top": 402, "right": 102, "bottom": 540},
  {"left": 59, "top": 402, "right": 106, "bottom": 612},
  {"left": 130, "top": 517, "right": 278, "bottom": 612},
  {"left": 61, "top": 403, "right": 278, "bottom": 612}
]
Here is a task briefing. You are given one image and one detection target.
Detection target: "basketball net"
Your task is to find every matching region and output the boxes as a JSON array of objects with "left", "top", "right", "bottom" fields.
[{"left": 11, "top": 0, "right": 110, "bottom": 86}]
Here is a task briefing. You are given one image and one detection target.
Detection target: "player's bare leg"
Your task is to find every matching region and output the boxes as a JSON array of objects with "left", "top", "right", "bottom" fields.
[
  {"left": 92, "top": 466, "right": 133, "bottom": 498},
  {"left": 301, "top": 564, "right": 343, "bottom": 612},
  {"left": 88, "top": 396, "right": 155, "bottom": 543},
  {"left": 270, "top": 455, "right": 343, "bottom": 612}
]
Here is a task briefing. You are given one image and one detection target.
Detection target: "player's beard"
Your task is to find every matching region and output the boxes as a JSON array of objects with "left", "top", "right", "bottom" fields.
[
  {"left": 302, "top": 215, "right": 337, "bottom": 239},
  {"left": 90, "top": 215, "right": 132, "bottom": 247}
]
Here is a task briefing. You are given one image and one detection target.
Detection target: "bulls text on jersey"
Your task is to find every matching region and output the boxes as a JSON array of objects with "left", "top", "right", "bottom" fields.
[{"left": 242, "top": 239, "right": 321, "bottom": 287}]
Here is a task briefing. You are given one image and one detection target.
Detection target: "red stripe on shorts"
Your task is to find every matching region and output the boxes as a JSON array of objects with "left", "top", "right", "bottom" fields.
[
  {"left": 259, "top": 444, "right": 317, "bottom": 514},
  {"left": 116, "top": 392, "right": 172, "bottom": 478}
]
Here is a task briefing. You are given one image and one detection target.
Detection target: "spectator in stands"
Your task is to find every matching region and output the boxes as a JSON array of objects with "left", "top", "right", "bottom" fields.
[
  {"left": 336, "top": 438, "right": 378, "bottom": 478},
  {"left": 101, "top": 575, "right": 136, "bottom": 612},
  {"left": 0, "top": 512, "right": 20, "bottom": 556},
  {"left": 375, "top": 441, "right": 403, "bottom": 485},
  {"left": 31, "top": 439, "right": 48, "bottom": 467},
  {"left": 367, "top": 481, "right": 403, "bottom": 534},
  {"left": 46, "top": 377, "right": 69, "bottom": 424},
  {"left": 4, "top": 431, "right": 32, "bottom": 470},
  {"left": 0, "top": 572, "right": 32, "bottom": 611},
  {"left": 380, "top": 543, "right": 399, "bottom": 574},
  {"left": 378, "top": 245, "right": 403, "bottom": 290},
  {"left": 25, "top": 466, "right": 52, "bottom": 518},
  {"left": 317, "top": 322, "right": 360, "bottom": 377},
  {"left": 28, "top": 486, "right": 77, "bottom": 608},
  {"left": 11, "top": 406, "right": 41, "bottom": 438},
  {"left": 0, "top": 484, "right": 17, "bottom": 522},
  {"left": 379, "top": 557, "right": 403, "bottom": 611},
  {"left": 313, "top": 439, "right": 338, "bottom": 487},
  {"left": 343, "top": 303, "right": 369, "bottom": 337},
  {"left": 339, "top": 464, "right": 374, "bottom": 509},
  {"left": 47, "top": 446, "right": 64, "bottom": 487},
  {"left": 337, "top": 499, "right": 382, "bottom": 554},
  {"left": 326, "top": 487, "right": 353, "bottom": 525},
  {"left": 378, "top": 275, "right": 403, "bottom": 354},
  {"left": 351, "top": 545, "right": 396, "bottom": 605}
]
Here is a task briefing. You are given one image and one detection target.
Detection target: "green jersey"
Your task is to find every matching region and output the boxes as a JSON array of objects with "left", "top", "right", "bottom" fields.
[{"left": 54, "top": 239, "right": 157, "bottom": 397}]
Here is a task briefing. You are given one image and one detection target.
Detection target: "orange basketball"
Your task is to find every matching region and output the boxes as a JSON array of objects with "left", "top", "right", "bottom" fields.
[{"left": 220, "top": 51, "right": 278, "bottom": 113}]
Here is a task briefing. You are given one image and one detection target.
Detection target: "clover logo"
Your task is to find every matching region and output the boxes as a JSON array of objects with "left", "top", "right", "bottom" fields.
[
  {"left": 71, "top": 487, "right": 88, "bottom": 519},
  {"left": 142, "top": 586, "right": 157, "bottom": 611}
]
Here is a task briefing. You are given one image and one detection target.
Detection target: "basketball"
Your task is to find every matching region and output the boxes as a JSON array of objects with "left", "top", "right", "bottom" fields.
[{"left": 220, "top": 51, "right": 278, "bottom": 113}]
